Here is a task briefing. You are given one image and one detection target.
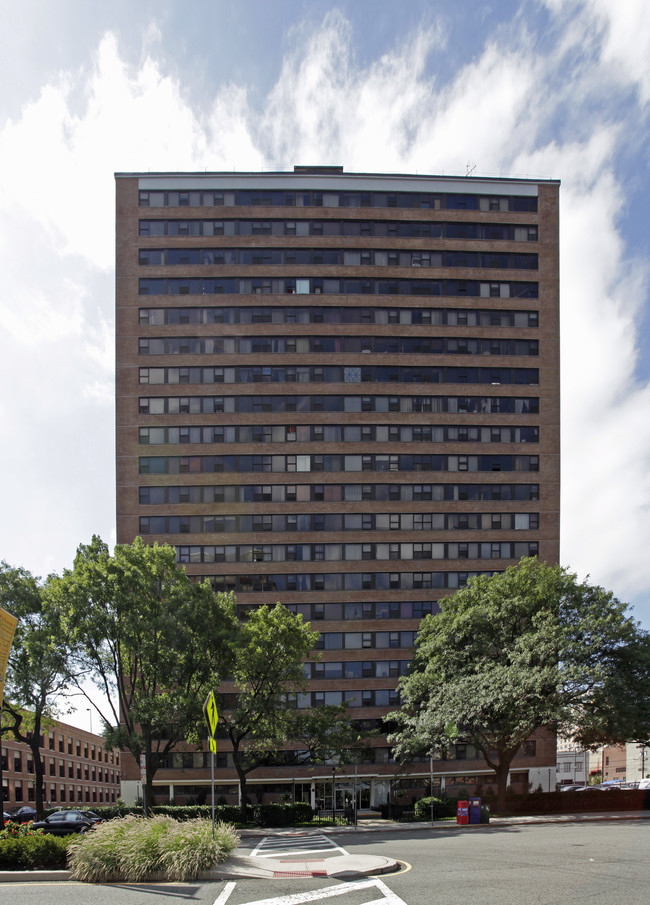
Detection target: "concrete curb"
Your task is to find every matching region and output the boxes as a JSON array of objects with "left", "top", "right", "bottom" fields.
[
  {"left": 0, "top": 870, "right": 73, "bottom": 883},
  {"left": 0, "top": 854, "right": 398, "bottom": 884},
  {"left": 202, "top": 853, "right": 399, "bottom": 880}
]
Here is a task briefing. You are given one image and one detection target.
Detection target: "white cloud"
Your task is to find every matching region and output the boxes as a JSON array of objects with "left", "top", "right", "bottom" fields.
[
  {"left": 0, "top": 7, "right": 649, "bottom": 627},
  {"left": 552, "top": 164, "right": 650, "bottom": 601},
  {"left": 544, "top": 0, "right": 650, "bottom": 105},
  {"left": 258, "top": 14, "right": 542, "bottom": 177}
]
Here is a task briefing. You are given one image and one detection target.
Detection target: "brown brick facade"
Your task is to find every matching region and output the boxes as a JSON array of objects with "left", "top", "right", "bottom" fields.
[
  {"left": 115, "top": 169, "right": 560, "bottom": 806},
  {"left": 2, "top": 719, "right": 121, "bottom": 809}
]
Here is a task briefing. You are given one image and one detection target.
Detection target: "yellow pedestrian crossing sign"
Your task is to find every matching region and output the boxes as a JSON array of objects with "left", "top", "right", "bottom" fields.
[
  {"left": 209, "top": 737, "right": 217, "bottom": 754},
  {"left": 204, "top": 690, "right": 219, "bottom": 738}
]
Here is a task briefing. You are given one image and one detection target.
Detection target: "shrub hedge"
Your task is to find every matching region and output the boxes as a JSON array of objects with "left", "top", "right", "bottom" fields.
[
  {"left": 0, "top": 834, "right": 69, "bottom": 870},
  {"left": 61, "top": 801, "right": 315, "bottom": 826},
  {"left": 413, "top": 796, "right": 457, "bottom": 821}
]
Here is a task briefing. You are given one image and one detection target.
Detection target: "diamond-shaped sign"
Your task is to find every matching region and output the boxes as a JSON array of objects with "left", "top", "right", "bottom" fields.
[{"left": 204, "top": 690, "right": 219, "bottom": 738}]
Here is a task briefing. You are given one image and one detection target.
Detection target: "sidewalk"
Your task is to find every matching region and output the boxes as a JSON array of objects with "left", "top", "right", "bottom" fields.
[
  {"left": 238, "top": 808, "right": 650, "bottom": 837},
  {"left": 2, "top": 810, "right": 649, "bottom": 883}
]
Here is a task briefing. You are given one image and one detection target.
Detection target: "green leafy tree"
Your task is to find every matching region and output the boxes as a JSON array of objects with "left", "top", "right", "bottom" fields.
[
  {"left": 1, "top": 563, "right": 75, "bottom": 817},
  {"left": 53, "top": 537, "right": 237, "bottom": 810},
  {"left": 217, "top": 604, "right": 319, "bottom": 818},
  {"left": 574, "top": 631, "right": 650, "bottom": 751},
  {"left": 388, "top": 557, "right": 642, "bottom": 812},
  {"left": 290, "top": 705, "right": 368, "bottom": 766}
]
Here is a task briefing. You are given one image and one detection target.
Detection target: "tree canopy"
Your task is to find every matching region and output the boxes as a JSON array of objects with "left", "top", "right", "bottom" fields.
[
  {"left": 2, "top": 541, "right": 362, "bottom": 815},
  {"left": 388, "top": 557, "right": 644, "bottom": 811},
  {"left": 573, "top": 631, "right": 650, "bottom": 750},
  {"left": 217, "top": 603, "right": 317, "bottom": 816},
  {"left": 1, "top": 562, "right": 75, "bottom": 816},
  {"left": 53, "top": 536, "right": 237, "bottom": 808}
]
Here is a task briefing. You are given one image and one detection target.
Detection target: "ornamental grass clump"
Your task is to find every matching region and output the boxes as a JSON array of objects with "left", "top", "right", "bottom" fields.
[
  {"left": 158, "top": 818, "right": 239, "bottom": 880},
  {"left": 68, "top": 815, "right": 239, "bottom": 883}
]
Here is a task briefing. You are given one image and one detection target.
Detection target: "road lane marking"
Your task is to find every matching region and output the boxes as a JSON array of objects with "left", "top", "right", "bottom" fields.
[
  {"left": 364, "top": 881, "right": 409, "bottom": 905},
  {"left": 249, "top": 837, "right": 269, "bottom": 856},
  {"left": 227, "top": 876, "right": 408, "bottom": 905},
  {"left": 214, "top": 881, "right": 237, "bottom": 905}
]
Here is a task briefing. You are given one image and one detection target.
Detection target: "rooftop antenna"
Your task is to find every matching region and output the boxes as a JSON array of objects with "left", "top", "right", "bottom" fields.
[{"left": 465, "top": 161, "right": 477, "bottom": 177}]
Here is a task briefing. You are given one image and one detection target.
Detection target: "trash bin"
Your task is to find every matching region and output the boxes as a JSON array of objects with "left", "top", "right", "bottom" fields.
[
  {"left": 457, "top": 800, "right": 469, "bottom": 825},
  {"left": 469, "top": 797, "right": 482, "bottom": 825},
  {"left": 480, "top": 805, "right": 490, "bottom": 824}
]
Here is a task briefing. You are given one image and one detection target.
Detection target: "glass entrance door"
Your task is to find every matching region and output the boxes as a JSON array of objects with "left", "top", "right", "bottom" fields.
[{"left": 355, "top": 780, "right": 371, "bottom": 809}]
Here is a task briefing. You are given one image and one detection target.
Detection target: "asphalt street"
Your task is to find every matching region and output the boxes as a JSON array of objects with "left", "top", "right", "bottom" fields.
[{"left": 3, "top": 820, "right": 649, "bottom": 905}]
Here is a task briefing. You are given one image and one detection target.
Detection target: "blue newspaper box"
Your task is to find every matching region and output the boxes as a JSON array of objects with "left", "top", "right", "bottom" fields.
[{"left": 469, "top": 797, "right": 482, "bottom": 824}]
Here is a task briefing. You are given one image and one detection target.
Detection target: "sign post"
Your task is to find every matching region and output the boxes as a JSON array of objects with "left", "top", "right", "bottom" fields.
[{"left": 203, "top": 691, "right": 219, "bottom": 837}]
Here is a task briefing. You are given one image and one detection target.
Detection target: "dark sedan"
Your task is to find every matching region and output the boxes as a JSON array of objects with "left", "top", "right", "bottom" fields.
[
  {"left": 31, "top": 810, "right": 102, "bottom": 835},
  {"left": 7, "top": 806, "right": 37, "bottom": 824}
]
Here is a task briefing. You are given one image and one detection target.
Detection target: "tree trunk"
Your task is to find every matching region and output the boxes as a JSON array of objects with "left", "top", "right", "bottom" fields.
[
  {"left": 144, "top": 751, "right": 155, "bottom": 815},
  {"left": 231, "top": 743, "right": 249, "bottom": 822},
  {"left": 235, "top": 765, "right": 247, "bottom": 823},
  {"left": 32, "top": 750, "right": 46, "bottom": 818},
  {"left": 494, "top": 758, "right": 513, "bottom": 814},
  {"left": 140, "top": 730, "right": 156, "bottom": 814}
]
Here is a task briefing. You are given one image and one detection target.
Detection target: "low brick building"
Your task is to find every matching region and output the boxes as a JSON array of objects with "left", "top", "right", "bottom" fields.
[
  {"left": 120, "top": 726, "right": 556, "bottom": 807},
  {"left": 1, "top": 718, "right": 121, "bottom": 809}
]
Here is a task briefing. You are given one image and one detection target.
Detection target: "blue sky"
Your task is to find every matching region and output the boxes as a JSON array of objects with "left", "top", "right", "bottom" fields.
[{"left": 1, "top": 0, "right": 650, "bottom": 658}]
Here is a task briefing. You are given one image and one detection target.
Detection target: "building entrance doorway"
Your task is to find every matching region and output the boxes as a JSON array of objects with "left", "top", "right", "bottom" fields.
[
  {"left": 314, "top": 779, "right": 371, "bottom": 811},
  {"left": 333, "top": 780, "right": 371, "bottom": 810}
]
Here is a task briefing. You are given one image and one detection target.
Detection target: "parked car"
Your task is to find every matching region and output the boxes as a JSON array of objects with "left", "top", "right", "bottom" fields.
[
  {"left": 31, "top": 810, "right": 102, "bottom": 835},
  {"left": 638, "top": 778, "right": 650, "bottom": 790},
  {"left": 7, "top": 806, "right": 38, "bottom": 823},
  {"left": 560, "top": 784, "right": 589, "bottom": 792}
]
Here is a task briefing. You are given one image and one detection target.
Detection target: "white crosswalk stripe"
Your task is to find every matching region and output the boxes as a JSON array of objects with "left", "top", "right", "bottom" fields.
[{"left": 250, "top": 832, "right": 348, "bottom": 859}]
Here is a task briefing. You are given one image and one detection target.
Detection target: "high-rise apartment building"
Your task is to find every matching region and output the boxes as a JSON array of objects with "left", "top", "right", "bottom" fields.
[{"left": 116, "top": 167, "right": 559, "bottom": 808}]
